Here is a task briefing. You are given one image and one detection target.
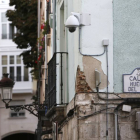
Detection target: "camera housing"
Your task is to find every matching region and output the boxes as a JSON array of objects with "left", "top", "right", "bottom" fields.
[
  {"left": 65, "top": 12, "right": 91, "bottom": 33},
  {"left": 65, "top": 15, "right": 79, "bottom": 33}
]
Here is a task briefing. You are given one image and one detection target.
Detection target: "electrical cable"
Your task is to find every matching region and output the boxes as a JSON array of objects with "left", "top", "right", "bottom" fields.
[
  {"left": 117, "top": 109, "right": 136, "bottom": 118},
  {"left": 76, "top": 91, "right": 124, "bottom": 100},
  {"left": 96, "top": 87, "right": 124, "bottom": 101},
  {"left": 78, "top": 107, "right": 115, "bottom": 119},
  {"left": 79, "top": 27, "right": 106, "bottom": 56},
  {"left": 115, "top": 106, "right": 140, "bottom": 118}
]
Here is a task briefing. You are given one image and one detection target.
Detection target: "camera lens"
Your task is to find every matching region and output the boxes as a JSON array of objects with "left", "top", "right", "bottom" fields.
[{"left": 69, "top": 27, "right": 76, "bottom": 33}]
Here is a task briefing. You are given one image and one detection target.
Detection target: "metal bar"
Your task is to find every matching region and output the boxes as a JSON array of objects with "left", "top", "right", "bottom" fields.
[
  {"left": 60, "top": 53, "right": 63, "bottom": 104},
  {"left": 115, "top": 113, "right": 118, "bottom": 140}
]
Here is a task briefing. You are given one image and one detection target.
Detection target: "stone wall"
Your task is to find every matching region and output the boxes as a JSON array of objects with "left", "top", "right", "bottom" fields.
[{"left": 58, "top": 93, "right": 140, "bottom": 140}]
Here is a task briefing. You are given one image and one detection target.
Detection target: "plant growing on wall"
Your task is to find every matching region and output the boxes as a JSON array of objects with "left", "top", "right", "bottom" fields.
[{"left": 42, "top": 20, "right": 50, "bottom": 36}]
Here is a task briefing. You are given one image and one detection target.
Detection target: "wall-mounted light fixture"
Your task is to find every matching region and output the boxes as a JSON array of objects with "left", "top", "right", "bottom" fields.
[{"left": 0, "top": 73, "right": 46, "bottom": 117}]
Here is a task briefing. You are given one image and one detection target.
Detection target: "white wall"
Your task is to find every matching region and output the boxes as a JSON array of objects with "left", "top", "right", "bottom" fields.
[
  {"left": 0, "top": 94, "right": 37, "bottom": 139},
  {"left": 65, "top": 0, "right": 113, "bottom": 101},
  {"left": 81, "top": 0, "right": 113, "bottom": 92}
]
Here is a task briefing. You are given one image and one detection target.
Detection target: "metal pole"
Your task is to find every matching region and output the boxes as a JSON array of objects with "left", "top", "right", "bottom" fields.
[
  {"left": 37, "top": 0, "right": 41, "bottom": 139},
  {"left": 106, "top": 46, "right": 109, "bottom": 140},
  {"left": 115, "top": 113, "right": 118, "bottom": 140},
  {"left": 60, "top": 53, "right": 63, "bottom": 104},
  {"left": 53, "top": 0, "right": 56, "bottom": 53}
]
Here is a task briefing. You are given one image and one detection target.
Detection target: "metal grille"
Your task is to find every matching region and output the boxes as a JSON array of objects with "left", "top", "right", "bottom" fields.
[
  {"left": 46, "top": 52, "right": 68, "bottom": 110},
  {"left": 47, "top": 53, "right": 56, "bottom": 109}
]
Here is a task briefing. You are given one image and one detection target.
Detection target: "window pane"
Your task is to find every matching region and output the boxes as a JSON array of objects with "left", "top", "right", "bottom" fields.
[
  {"left": 2, "top": 24, "right": 7, "bottom": 39},
  {"left": 2, "top": 55, "right": 7, "bottom": 65},
  {"left": 16, "top": 55, "right": 21, "bottom": 64},
  {"left": 11, "top": 113, "right": 18, "bottom": 117},
  {"left": 1, "top": 13, "right": 7, "bottom": 22},
  {"left": 2, "top": 67, "right": 7, "bottom": 74},
  {"left": 10, "top": 67, "right": 14, "bottom": 81},
  {"left": 17, "top": 66, "right": 21, "bottom": 81},
  {"left": 9, "top": 24, "right": 14, "bottom": 39},
  {"left": 10, "top": 56, "right": 14, "bottom": 64},
  {"left": 19, "top": 112, "right": 25, "bottom": 116},
  {"left": 24, "top": 67, "right": 29, "bottom": 81}
]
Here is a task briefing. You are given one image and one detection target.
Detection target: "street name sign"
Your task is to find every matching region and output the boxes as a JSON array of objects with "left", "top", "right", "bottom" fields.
[{"left": 123, "top": 68, "right": 140, "bottom": 93}]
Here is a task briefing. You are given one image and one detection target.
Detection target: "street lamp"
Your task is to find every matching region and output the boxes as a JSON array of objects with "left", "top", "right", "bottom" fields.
[
  {"left": 0, "top": 73, "right": 46, "bottom": 117},
  {"left": 0, "top": 73, "right": 14, "bottom": 106}
]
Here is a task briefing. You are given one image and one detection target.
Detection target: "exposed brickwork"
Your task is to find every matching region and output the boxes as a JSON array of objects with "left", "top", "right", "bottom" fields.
[{"left": 76, "top": 66, "right": 93, "bottom": 93}]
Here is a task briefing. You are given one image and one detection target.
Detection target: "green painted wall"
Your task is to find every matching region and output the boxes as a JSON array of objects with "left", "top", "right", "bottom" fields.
[{"left": 113, "top": 0, "right": 140, "bottom": 93}]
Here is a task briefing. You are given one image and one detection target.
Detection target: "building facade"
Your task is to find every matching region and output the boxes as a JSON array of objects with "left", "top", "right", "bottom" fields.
[
  {"left": 37, "top": 0, "right": 140, "bottom": 140},
  {"left": 0, "top": 0, "right": 37, "bottom": 139}
]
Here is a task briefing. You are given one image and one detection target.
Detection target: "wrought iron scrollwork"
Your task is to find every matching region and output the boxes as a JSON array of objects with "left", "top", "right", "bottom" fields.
[{"left": 7, "top": 104, "right": 47, "bottom": 117}]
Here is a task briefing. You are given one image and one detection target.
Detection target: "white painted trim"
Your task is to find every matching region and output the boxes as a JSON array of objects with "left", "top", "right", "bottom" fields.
[{"left": 13, "top": 89, "right": 33, "bottom": 94}]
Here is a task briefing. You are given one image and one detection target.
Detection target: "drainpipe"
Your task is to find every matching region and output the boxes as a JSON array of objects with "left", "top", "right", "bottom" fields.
[
  {"left": 37, "top": 0, "right": 41, "bottom": 105},
  {"left": 115, "top": 112, "right": 118, "bottom": 140},
  {"left": 37, "top": 1, "right": 41, "bottom": 140},
  {"left": 53, "top": 0, "right": 56, "bottom": 53}
]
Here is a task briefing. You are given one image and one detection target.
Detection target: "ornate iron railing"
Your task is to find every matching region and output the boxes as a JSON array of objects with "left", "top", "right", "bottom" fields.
[{"left": 46, "top": 52, "right": 68, "bottom": 109}]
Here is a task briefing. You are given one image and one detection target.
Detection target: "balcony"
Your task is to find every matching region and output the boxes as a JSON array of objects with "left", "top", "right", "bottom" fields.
[
  {"left": 45, "top": 52, "right": 68, "bottom": 121},
  {"left": 46, "top": 53, "right": 56, "bottom": 109}
]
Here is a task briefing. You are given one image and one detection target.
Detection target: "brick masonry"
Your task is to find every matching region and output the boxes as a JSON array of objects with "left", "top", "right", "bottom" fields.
[{"left": 76, "top": 66, "right": 93, "bottom": 93}]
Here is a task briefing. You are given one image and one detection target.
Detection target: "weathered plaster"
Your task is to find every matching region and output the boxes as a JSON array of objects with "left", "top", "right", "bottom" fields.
[
  {"left": 83, "top": 56, "right": 108, "bottom": 91},
  {"left": 59, "top": 93, "right": 140, "bottom": 140}
]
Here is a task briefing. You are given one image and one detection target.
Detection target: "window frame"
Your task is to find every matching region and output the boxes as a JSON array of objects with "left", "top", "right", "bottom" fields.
[
  {"left": 1, "top": 55, "right": 30, "bottom": 82},
  {"left": 1, "top": 12, "right": 16, "bottom": 40}
]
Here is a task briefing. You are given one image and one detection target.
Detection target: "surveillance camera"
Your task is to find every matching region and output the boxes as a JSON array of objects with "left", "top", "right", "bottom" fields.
[
  {"left": 65, "top": 15, "right": 79, "bottom": 33},
  {"left": 69, "top": 27, "right": 76, "bottom": 33}
]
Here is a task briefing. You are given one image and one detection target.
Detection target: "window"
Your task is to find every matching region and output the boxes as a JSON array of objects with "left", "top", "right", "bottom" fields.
[
  {"left": 1, "top": 12, "right": 7, "bottom": 22},
  {"left": 1, "top": 55, "right": 30, "bottom": 82},
  {"left": 24, "top": 66, "right": 29, "bottom": 81},
  {"left": 9, "top": 24, "right": 14, "bottom": 39},
  {"left": 16, "top": 55, "right": 21, "bottom": 64},
  {"left": 2, "top": 67, "right": 7, "bottom": 73},
  {"left": 11, "top": 112, "right": 25, "bottom": 117},
  {"left": 2, "top": 55, "right": 7, "bottom": 65},
  {"left": 10, "top": 67, "right": 14, "bottom": 80},
  {"left": 10, "top": 56, "right": 14, "bottom": 64},
  {"left": 2, "top": 24, "right": 7, "bottom": 39},
  {"left": 17, "top": 66, "right": 21, "bottom": 81},
  {"left": 1, "top": 12, "right": 15, "bottom": 39},
  {"left": 9, "top": 100, "right": 25, "bottom": 118}
]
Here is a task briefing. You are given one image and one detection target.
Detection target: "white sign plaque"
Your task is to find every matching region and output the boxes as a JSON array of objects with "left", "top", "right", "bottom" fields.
[{"left": 123, "top": 68, "right": 140, "bottom": 93}]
